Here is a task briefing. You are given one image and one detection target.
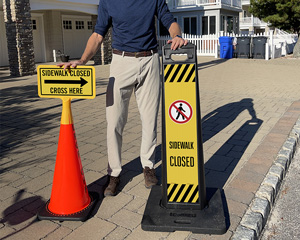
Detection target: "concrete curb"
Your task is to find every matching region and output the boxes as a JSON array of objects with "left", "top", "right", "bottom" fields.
[{"left": 231, "top": 117, "right": 300, "bottom": 240}]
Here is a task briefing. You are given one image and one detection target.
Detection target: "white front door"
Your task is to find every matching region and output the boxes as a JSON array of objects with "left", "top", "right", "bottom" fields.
[{"left": 32, "top": 14, "right": 46, "bottom": 63}]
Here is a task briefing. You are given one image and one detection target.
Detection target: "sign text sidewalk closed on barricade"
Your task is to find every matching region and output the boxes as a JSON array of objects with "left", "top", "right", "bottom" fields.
[
  {"left": 37, "top": 65, "right": 95, "bottom": 99},
  {"left": 164, "top": 63, "right": 200, "bottom": 204}
]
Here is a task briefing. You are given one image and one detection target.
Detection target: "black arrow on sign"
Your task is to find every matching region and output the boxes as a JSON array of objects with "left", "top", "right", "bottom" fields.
[{"left": 44, "top": 77, "right": 88, "bottom": 87}]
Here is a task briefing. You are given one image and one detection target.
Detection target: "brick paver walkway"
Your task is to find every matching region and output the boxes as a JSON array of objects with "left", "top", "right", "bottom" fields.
[{"left": 1, "top": 57, "right": 299, "bottom": 239}]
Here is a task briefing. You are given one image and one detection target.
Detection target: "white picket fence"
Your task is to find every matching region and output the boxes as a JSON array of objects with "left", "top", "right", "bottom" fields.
[
  {"left": 158, "top": 33, "right": 219, "bottom": 57},
  {"left": 157, "top": 30, "right": 298, "bottom": 60}
]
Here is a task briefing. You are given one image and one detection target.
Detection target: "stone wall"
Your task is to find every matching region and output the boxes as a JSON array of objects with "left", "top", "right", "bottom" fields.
[
  {"left": 101, "top": 27, "right": 112, "bottom": 65},
  {"left": 3, "top": 0, "right": 35, "bottom": 76},
  {"left": 92, "top": 15, "right": 112, "bottom": 65}
]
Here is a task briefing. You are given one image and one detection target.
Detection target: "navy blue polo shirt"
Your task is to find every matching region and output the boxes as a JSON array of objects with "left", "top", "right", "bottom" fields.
[{"left": 94, "top": 0, "right": 175, "bottom": 52}]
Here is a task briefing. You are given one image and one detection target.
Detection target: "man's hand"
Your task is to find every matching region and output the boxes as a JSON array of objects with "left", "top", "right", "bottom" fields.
[
  {"left": 167, "top": 36, "right": 188, "bottom": 50},
  {"left": 57, "top": 59, "right": 84, "bottom": 71}
]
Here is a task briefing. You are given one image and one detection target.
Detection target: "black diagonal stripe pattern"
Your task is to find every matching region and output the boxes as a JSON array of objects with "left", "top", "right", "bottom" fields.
[
  {"left": 176, "top": 64, "right": 190, "bottom": 82},
  {"left": 164, "top": 64, "right": 196, "bottom": 83},
  {"left": 185, "top": 64, "right": 196, "bottom": 82},
  {"left": 169, "top": 65, "right": 181, "bottom": 82},
  {"left": 164, "top": 64, "right": 174, "bottom": 82},
  {"left": 181, "top": 184, "right": 193, "bottom": 202},
  {"left": 188, "top": 186, "right": 199, "bottom": 203},
  {"left": 167, "top": 183, "right": 178, "bottom": 200},
  {"left": 172, "top": 184, "right": 186, "bottom": 202},
  {"left": 167, "top": 183, "right": 199, "bottom": 203}
]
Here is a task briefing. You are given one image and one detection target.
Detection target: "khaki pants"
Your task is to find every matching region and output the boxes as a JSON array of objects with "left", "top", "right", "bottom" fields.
[{"left": 106, "top": 53, "right": 160, "bottom": 177}]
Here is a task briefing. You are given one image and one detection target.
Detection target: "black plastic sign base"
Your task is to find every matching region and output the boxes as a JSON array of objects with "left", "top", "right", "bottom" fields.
[
  {"left": 38, "top": 192, "right": 98, "bottom": 222},
  {"left": 142, "top": 186, "right": 226, "bottom": 234}
]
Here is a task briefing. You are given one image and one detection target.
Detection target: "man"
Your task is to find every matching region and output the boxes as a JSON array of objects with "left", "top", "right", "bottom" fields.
[{"left": 59, "top": 0, "right": 187, "bottom": 196}]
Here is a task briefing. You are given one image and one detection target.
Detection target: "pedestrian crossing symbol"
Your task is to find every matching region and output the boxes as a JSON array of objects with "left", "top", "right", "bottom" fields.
[{"left": 169, "top": 100, "right": 193, "bottom": 124}]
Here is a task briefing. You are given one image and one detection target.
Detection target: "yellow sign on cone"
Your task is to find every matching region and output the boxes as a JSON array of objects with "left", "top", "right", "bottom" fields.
[
  {"left": 37, "top": 65, "right": 95, "bottom": 99},
  {"left": 37, "top": 65, "right": 98, "bottom": 222}
]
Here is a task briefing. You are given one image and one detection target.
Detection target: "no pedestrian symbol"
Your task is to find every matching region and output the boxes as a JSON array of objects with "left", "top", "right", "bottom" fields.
[{"left": 169, "top": 100, "right": 193, "bottom": 124}]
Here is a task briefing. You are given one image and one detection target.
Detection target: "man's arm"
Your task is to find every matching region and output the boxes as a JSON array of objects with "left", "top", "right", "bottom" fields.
[
  {"left": 167, "top": 22, "right": 188, "bottom": 50},
  {"left": 58, "top": 32, "right": 104, "bottom": 70}
]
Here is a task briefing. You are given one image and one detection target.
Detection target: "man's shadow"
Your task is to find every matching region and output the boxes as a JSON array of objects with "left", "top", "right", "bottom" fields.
[
  {"left": 200, "top": 98, "right": 263, "bottom": 186},
  {"left": 90, "top": 98, "right": 261, "bottom": 192},
  {"left": 201, "top": 98, "right": 262, "bottom": 229},
  {"left": 201, "top": 98, "right": 258, "bottom": 143}
]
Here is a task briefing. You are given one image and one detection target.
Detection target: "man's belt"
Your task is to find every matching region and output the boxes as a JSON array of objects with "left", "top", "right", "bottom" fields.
[{"left": 113, "top": 49, "right": 158, "bottom": 58}]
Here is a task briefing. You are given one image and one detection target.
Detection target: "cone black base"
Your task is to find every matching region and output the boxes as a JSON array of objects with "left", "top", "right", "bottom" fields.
[
  {"left": 38, "top": 192, "right": 98, "bottom": 222},
  {"left": 141, "top": 186, "right": 226, "bottom": 234}
]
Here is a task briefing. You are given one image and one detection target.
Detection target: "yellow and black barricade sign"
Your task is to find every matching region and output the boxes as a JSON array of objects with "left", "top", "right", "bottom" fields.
[
  {"left": 142, "top": 43, "right": 226, "bottom": 234},
  {"left": 161, "top": 45, "right": 206, "bottom": 210}
]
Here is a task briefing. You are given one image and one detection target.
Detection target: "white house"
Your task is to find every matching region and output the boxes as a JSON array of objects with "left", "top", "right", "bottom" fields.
[
  {"left": 239, "top": 0, "right": 269, "bottom": 34},
  {"left": 159, "top": 0, "right": 242, "bottom": 36},
  {"left": 0, "top": 0, "right": 243, "bottom": 69},
  {"left": 0, "top": 0, "right": 99, "bottom": 67}
]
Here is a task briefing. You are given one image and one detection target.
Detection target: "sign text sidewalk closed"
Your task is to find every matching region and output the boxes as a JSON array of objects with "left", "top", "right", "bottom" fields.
[{"left": 37, "top": 65, "right": 95, "bottom": 99}]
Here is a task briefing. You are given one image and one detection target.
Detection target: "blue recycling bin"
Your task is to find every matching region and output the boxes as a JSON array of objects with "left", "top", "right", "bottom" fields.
[{"left": 219, "top": 36, "right": 234, "bottom": 59}]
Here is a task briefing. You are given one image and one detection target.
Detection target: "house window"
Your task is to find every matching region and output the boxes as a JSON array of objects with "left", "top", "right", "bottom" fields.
[
  {"left": 87, "top": 21, "right": 93, "bottom": 30},
  {"left": 227, "top": 16, "right": 233, "bottom": 33},
  {"left": 183, "top": 17, "right": 197, "bottom": 35},
  {"left": 202, "top": 16, "right": 208, "bottom": 35},
  {"left": 63, "top": 20, "right": 72, "bottom": 30},
  {"left": 202, "top": 16, "right": 216, "bottom": 35},
  {"left": 220, "top": 15, "right": 225, "bottom": 31},
  {"left": 76, "top": 21, "right": 85, "bottom": 30},
  {"left": 209, "top": 16, "right": 216, "bottom": 34},
  {"left": 31, "top": 20, "right": 37, "bottom": 30},
  {"left": 234, "top": 17, "right": 238, "bottom": 34}
]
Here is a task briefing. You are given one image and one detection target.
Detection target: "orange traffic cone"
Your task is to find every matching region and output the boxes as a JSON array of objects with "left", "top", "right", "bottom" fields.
[{"left": 38, "top": 98, "right": 97, "bottom": 221}]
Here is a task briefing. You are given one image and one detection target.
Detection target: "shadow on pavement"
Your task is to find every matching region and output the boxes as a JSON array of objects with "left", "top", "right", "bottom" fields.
[
  {"left": 202, "top": 98, "right": 263, "bottom": 230},
  {"left": 0, "top": 84, "right": 61, "bottom": 170},
  {"left": 197, "top": 58, "right": 229, "bottom": 70},
  {"left": 0, "top": 80, "right": 262, "bottom": 230},
  {"left": 201, "top": 98, "right": 262, "bottom": 189},
  {"left": 0, "top": 189, "right": 46, "bottom": 240}
]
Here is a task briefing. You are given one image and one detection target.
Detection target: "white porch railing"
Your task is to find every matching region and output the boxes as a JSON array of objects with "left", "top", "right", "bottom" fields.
[
  {"left": 273, "top": 29, "right": 298, "bottom": 56},
  {"left": 240, "top": 16, "right": 268, "bottom": 28},
  {"left": 167, "top": 0, "right": 241, "bottom": 9},
  {"left": 241, "top": 0, "right": 250, "bottom": 5},
  {"left": 157, "top": 31, "right": 298, "bottom": 60}
]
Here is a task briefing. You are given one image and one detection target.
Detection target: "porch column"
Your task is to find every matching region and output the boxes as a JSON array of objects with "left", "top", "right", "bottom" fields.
[
  {"left": 91, "top": 15, "right": 112, "bottom": 65},
  {"left": 92, "top": 15, "right": 102, "bottom": 65},
  {"left": 102, "top": 27, "right": 112, "bottom": 65},
  {"left": 3, "top": 0, "right": 35, "bottom": 76}
]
